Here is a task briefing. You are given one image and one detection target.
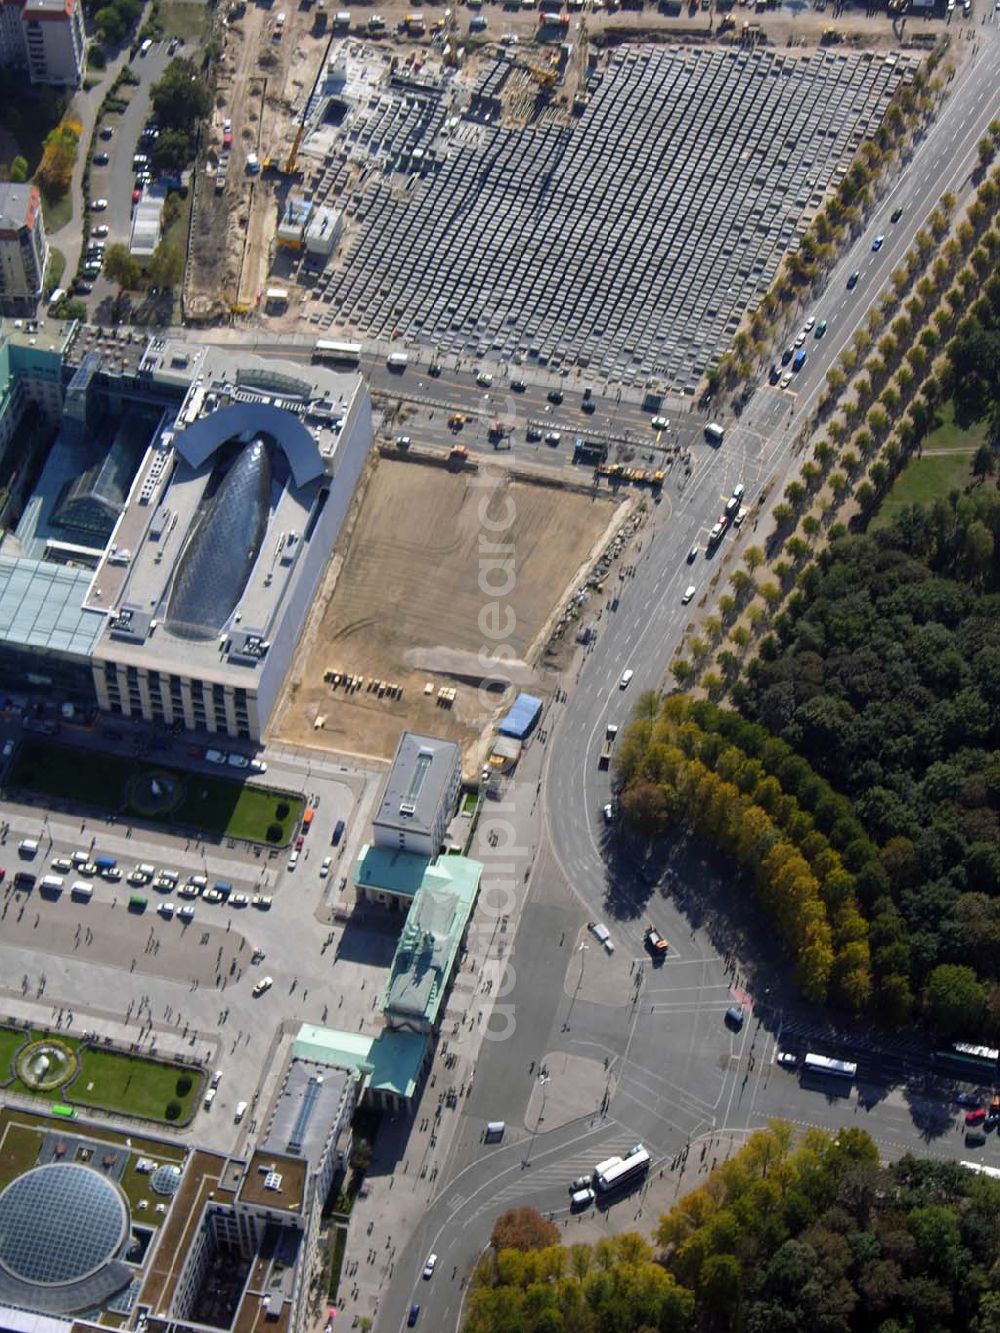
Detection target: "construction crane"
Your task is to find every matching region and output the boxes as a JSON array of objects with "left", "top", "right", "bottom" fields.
[
  {"left": 524, "top": 62, "right": 557, "bottom": 91},
  {"left": 284, "top": 121, "right": 306, "bottom": 175}
]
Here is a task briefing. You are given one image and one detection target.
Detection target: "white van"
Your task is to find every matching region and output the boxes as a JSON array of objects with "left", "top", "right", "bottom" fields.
[
  {"left": 40, "top": 874, "right": 64, "bottom": 894},
  {"left": 234, "top": 1100, "right": 248, "bottom": 1123},
  {"left": 571, "top": 1187, "right": 595, "bottom": 1209},
  {"left": 137, "top": 863, "right": 156, "bottom": 879},
  {"left": 204, "top": 1088, "right": 216, "bottom": 1109},
  {"left": 71, "top": 881, "right": 93, "bottom": 900},
  {"left": 386, "top": 351, "right": 409, "bottom": 369},
  {"left": 139, "top": 37, "right": 153, "bottom": 55},
  {"left": 48, "top": 287, "right": 66, "bottom": 308},
  {"left": 17, "top": 839, "right": 39, "bottom": 858},
  {"left": 704, "top": 422, "right": 725, "bottom": 445}
]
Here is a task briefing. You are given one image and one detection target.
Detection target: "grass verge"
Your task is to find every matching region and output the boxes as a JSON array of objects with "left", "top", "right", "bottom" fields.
[
  {"left": 70, "top": 1047, "right": 201, "bottom": 1123},
  {"left": 160, "top": 1, "right": 213, "bottom": 42}
]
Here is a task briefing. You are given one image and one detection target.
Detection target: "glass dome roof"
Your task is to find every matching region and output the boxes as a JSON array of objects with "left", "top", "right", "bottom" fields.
[
  {"left": 0, "top": 1163, "right": 128, "bottom": 1286},
  {"left": 165, "top": 436, "right": 272, "bottom": 641},
  {"left": 150, "top": 1164, "right": 182, "bottom": 1196}
]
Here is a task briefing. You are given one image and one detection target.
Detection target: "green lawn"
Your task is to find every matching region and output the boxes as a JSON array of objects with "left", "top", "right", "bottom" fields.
[
  {"left": 8, "top": 741, "right": 303, "bottom": 844},
  {"left": 159, "top": 1, "right": 213, "bottom": 42},
  {"left": 870, "top": 402, "right": 984, "bottom": 531},
  {"left": 0, "top": 1028, "right": 27, "bottom": 1082},
  {"left": 40, "top": 190, "right": 73, "bottom": 235},
  {"left": 70, "top": 1048, "right": 202, "bottom": 1123},
  {"left": 45, "top": 247, "right": 66, "bottom": 293}
]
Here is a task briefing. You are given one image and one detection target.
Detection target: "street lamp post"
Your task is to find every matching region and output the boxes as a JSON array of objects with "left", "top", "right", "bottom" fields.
[{"left": 523, "top": 1073, "right": 550, "bottom": 1168}]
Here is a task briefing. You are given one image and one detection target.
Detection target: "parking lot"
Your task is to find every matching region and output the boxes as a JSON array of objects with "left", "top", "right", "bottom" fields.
[
  {"left": 0, "top": 720, "right": 387, "bottom": 1150},
  {"left": 316, "top": 43, "right": 917, "bottom": 390}
]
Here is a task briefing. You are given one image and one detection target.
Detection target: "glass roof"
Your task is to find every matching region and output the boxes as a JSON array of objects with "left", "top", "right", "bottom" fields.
[
  {"left": 0, "top": 1164, "right": 128, "bottom": 1285},
  {"left": 165, "top": 436, "right": 272, "bottom": 640},
  {"left": 150, "top": 1164, "right": 182, "bottom": 1196}
]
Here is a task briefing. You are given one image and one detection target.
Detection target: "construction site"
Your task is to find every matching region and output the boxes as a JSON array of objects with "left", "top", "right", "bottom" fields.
[
  {"left": 271, "top": 450, "right": 625, "bottom": 763},
  {"left": 184, "top": 0, "right": 939, "bottom": 382}
]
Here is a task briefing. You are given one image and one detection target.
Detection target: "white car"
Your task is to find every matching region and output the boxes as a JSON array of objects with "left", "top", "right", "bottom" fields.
[
  {"left": 780, "top": 372, "right": 793, "bottom": 389},
  {"left": 249, "top": 758, "right": 267, "bottom": 773},
  {"left": 733, "top": 507, "right": 748, "bottom": 528},
  {"left": 544, "top": 431, "right": 562, "bottom": 445},
  {"left": 476, "top": 371, "right": 493, "bottom": 387},
  {"left": 422, "top": 1253, "right": 438, "bottom": 1280},
  {"left": 252, "top": 975, "right": 273, "bottom": 997},
  {"left": 803, "top": 317, "right": 815, "bottom": 332},
  {"left": 158, "top": 902, "right": 175, "bottom": 919},
  {"left": 91, "top": 224, "right": 109, "bottom": 238},
  {"left": 253, "top": 894, "right": 272, "bottom": 910},
  {"left": 602, "top": 803, "right": 614, "bottom": 824},
  {"left": 682, "top": 585, "right": 696, "bottom": 604},
  {"left": 90, "top": 198, "right": 108, "bottom": 211},
  {"left": 650, "top": 416, "right": 670, "bottom": 430},
  {"left": 223, "top": 117, "right": 232, "bottom": 133},
  {"left": 732, "top": 482, "right": 745, "bottom": 500},
  {"left": 178, "top": 883, "right": 199, "bottom": 899},
  {"left": 320, "top": 856, "right": 333, "bottom": 878},
  {"left": 619, "top": 669, "right": 633, "bottom": 689},
  {"left": 287, "top": 850, "right": 299, "bottom": 870},
  {"left": 227, "top": 752, "right": 249, "bottom": 769},
  {"left": 205, "top": 748, "right": 227, "bottom": 764},
  {"left": 794, "top": 333, "right": 806, "bottom": 348},
  {"left": 178, "top": 905, "right": 195, "bottom": 921},
  {"left": 231, "top": 892, "right": 249, "bottom": 907}
]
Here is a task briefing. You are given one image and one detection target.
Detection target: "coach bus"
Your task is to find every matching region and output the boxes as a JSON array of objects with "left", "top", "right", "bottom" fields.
[
  {"left": 312, "top": 339, "right": 363, "bottom": 367},
  {"left": 935, "top": 1044, "right": 1000, "bottom": 1080},
  {"left": 594, "top": 1145, "right": 650, "bottom": 1194},
  {"left": 803, "top": 1053, "right": 858, "bottom": 1082},
  {"left": 960, "top": 1161, "right": 1000, "bottom": 1180}
]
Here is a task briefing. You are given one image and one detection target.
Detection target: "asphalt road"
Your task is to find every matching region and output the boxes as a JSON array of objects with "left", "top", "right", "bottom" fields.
[
  {"left": 84, "top": 39, "right": 173, "bottom": 300},
  {"left": 380, "top": 25, "right": 1000, "bottom": 1332}
]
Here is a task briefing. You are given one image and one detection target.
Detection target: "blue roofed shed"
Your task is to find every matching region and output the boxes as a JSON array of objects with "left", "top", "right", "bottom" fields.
[{"left": 498, "top": 692, "right": 542, "bottom": 739}]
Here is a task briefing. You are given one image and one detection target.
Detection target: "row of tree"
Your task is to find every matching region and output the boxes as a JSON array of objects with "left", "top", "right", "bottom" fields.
[
  {"left": 468, "top": 1124, "right": 1000, "bottom": 1332},
  {"left": 616, "top": 696, "right": 877, "bottom": 1010}
]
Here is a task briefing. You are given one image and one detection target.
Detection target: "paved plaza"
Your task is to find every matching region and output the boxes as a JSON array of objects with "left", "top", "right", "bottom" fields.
[{"left": 319, "top": 44, "right": 916, "bottom": 388}]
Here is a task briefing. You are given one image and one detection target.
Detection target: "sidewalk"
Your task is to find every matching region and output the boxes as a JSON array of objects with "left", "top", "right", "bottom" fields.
[{"left": 320, "top": 740, "right": 552, "bottom": 1331}]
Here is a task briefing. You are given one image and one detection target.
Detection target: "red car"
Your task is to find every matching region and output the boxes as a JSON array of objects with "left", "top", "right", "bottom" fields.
[
  {"left": 295, "top": 835, "right": 304, "bottom": 851},
  {"left": 132, "top": 188, "right": 141, "bottom": 204},
  {"left": 965, "top": 1108, "right": 987, "bottom": 1125}
]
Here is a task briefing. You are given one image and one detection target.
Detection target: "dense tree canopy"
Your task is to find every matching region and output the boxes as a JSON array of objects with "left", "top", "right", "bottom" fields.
[
  {"left": 151, "top": 59, "right": 212, "bottom": 137},
  {"left": 733, "top": 487, "right": 1000, "bottom": 1031},
  {"left": 467, "top": 1124, "right": 1000, "bottom": 1332}
]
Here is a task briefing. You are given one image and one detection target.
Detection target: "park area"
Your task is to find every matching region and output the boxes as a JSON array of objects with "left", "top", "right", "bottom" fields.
[
  {"left": 0, "top": 1026, "right": 203, "bottom": 1127},
  {"left": 8, "top": 741, "right": 303, "bottom": 844},
  {"left": 871, "top": 402, "right": 987, "bottom": 530},
  {"left": 274, "top": 458, "right": 620, "bottom": 761}
]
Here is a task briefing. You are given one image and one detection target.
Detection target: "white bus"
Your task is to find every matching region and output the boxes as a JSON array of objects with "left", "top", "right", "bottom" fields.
[
  {"left": 313, "top": 339, "right": 363, "bottom": 366},
  {"left": 960, "top": 1161, "right": 1000, "bottom": 1179},
  {"left": 803, "top": 1053, "right": 857, "bottom": 1081},
  {"left": 386, "top": 350, "right": 409, "bottom": 370},
  {"left": 594, "top": 1145, "right": 650, "bottom": 1193}
]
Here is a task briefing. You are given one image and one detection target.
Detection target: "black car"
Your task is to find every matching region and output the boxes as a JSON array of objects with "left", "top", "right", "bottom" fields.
[
  {"left": 581, "top": 398, "right": 596, "bottom": 413},
  {"left": 526, "top": 425, "right": 541, "bottom": 441},
  {"left": 510, "top": 379, "right": 527, "bottom": 392},
  {"left": 847, "top": 271, "right": 860, "bottom": 290},
  {"left": 768, "top": 364, "right": 781, "bottom": 384},
  {"left": 428, "top": 363, "right": 442, "bottom": 377},
  {"left": 725, "top": 1005, "right": 745, "bottom": 1031},
  {"left": 407, "top": 1307, "right": 420, "bottom": 1327},
  {"left": 547, "top": 388, "right": 563, "bottom": 405},
  {"left": 93, "top": 152, "right": 109, "bottom": 166},
  {"left": 890, "top": 207, "right": 903, "bottom": 223},
  {"left": 780, "top": 347, "right": 793, "bottom": 366}
]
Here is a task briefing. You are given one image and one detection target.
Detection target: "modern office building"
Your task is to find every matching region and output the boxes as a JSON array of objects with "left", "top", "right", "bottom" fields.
[
  {"left": 0, "top": 327, "right": 374, "bottom": 739},
  {"left": 372, "top": 730, "right": 462, "bottom": 857},
  {"left": 0, "top": 184, "right": 48, "bottom": 316},
  {"left": 0, "top": 0, "right": 86, "bottom": 87}
]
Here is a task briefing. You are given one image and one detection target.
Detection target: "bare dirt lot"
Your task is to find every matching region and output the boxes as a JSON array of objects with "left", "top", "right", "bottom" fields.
[{"left": 273, "top": 457, "right": 622, "bottom": 764}]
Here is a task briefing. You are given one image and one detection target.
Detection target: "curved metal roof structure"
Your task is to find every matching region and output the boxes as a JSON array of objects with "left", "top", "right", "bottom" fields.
[
  {"left": 172, "top": 403, "right": 325, "bottom": 488},
  {"left": 165, "top": 436, "right": 272, "bottom": 641}
]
